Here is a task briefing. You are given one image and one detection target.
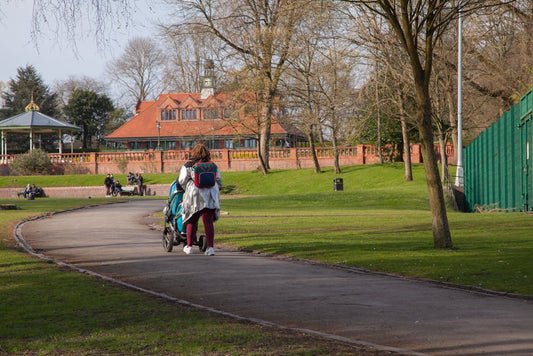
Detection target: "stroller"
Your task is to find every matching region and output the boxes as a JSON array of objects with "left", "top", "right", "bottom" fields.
[{"left": 162, "top": 179, "right": 207, "bottom": 253}]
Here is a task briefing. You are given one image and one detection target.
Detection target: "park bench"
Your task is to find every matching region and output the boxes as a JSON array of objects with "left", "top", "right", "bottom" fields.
[
  {"left": 17, "top": 187, "right": 45, "bottom": 199},
  {"left": 118, "top": 185, "right": 139, "bottom": 196}
]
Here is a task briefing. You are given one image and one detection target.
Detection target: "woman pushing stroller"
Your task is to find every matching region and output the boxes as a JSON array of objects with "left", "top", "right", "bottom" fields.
[{"left": 178, "top": 143, "right": 222, "bottom": 256}]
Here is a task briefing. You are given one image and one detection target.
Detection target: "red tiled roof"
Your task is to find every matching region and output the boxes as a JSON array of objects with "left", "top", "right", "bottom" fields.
[{"left": 105, "top": 92, "right": 303, "bottom": 140}]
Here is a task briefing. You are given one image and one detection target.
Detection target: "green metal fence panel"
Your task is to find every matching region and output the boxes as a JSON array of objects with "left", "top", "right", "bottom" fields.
[
  {"left": 464, "top": 87, "right": 533, "bottom": 212},
  {"left": 519, "top": 89, "right": 533, "bottom": 211}
]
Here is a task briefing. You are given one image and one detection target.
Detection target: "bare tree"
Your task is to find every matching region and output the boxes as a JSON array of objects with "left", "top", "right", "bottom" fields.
[
  {"left": 159, "top": 31, "right": 227, "bottom": 93},
  {"left": 462, "top": 1, "right": 532, "bottom": 109},
  {"left": 345, "top": 0, "right": 518, "bottom": 248},
  {"left": 168, "top": 0, "right": 311, "bottom": 174},
  {"left": 28, "top": 0, "right": 131, "bottom": 53},
  {"left": 346, "top": 10, "right": 416, "bottom": 180},
  {"left": 450, "top": 0, "right": 532, "bottom": 142},
  {"left": 342, "top": 1, "right": 507, "bottom": 248},
  {"left": 54, "top": 75, "right": 108, "bottom": 108},
  {"left": 315, "top": 41, "right": 358, "bottom": 174},
  {"left": 284, "top": 38, "right": 323, "bottom": 173},
  {"left": 106, "top": 37, "right": 164, "bottom": 105},
  {"left": 284, "top": 2, "right": 354, "bottom": 174}
]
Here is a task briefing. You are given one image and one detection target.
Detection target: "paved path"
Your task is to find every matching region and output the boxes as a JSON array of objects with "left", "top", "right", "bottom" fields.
[{"left": 19, "top": 200, "right": 533, "bottom": 356}]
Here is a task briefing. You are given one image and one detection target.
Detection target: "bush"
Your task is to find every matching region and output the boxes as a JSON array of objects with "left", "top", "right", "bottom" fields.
[
  {"left": 0, "top": 164, "right": 11, "bottom": 176},
  {"left": 10, "top": 149, "right": 53, "bottom": 175}
]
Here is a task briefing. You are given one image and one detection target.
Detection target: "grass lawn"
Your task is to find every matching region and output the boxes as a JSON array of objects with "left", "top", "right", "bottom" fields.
[
  {"left": 1, "top": 163, "right": 531, "bottom": 354},
  {"left": 215, "top": 165, "right": 531, "bottom": 295}
]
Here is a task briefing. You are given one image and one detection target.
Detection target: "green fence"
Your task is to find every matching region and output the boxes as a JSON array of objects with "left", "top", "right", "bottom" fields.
[{"left": 464, "top": 87, "right": 533, "bottom": 212}]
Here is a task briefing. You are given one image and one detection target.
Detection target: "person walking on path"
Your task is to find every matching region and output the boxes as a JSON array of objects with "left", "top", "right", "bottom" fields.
[
  {"left": 136, "top": 173, "right": 144, "bottom": 196},
  {"left": 178, "top": 143, "right": 222, "bottom": 256},
  {"left": 104, "top": 173, "right": 113, "bottom": 197}
]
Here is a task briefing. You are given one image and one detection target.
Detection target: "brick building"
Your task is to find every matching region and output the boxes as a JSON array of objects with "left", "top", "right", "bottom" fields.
[{"left": 105, "top": 72, "right": 305, "bottom": 151}]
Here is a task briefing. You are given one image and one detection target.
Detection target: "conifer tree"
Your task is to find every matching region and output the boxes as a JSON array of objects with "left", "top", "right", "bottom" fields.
[
  {"left": 0, "top": 65, "right": 59, "bottom": 119},
  {"left": 0, "top": 65, "right": 60, "bottom": 152}
]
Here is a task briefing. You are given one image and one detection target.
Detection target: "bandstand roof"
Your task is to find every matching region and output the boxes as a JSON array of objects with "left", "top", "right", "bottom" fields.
[
  {"left": 0, "top": 96, "right": 81, "bottom": 155},
  {"left": 0, "top": 110, "right": 80, "bottom": 134}
]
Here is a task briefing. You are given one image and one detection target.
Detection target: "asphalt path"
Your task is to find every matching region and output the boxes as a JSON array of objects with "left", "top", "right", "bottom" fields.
[{"left": 19, "top": 199, "right": 533, "bottom": 356}]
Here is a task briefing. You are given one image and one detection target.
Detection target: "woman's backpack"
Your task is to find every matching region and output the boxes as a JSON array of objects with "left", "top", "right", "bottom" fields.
[{"left": 193, "top": 161, "right": 217, "bottom": 188}]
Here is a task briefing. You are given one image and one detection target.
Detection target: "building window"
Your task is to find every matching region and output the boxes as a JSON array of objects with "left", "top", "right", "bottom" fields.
[
  {"left": 244, "top": 139, "right": 256, "bottom": 148},
  {"left": 130, "top": 141, "right": 143, "bottom": 149},
  {"left": 206, "top": 140, "right": 218, "bottom": 149},
  {"left": 180, "top": 141, "right": 195, "bottom": 149},
  {"left": 224, "top": 108, "right": 232, "bottom": 118},
  {"left": 182, "top": 109, "right": 197, "bottom": 120},
  {"left": 161, "top": 109, "right": 177, "bottom": 121},
  {"left": 224, "top": 140, "right": 234, "bottom": 149},
  {"left": 204, "top": 108, "right": 219, "bottom": 120},
  {"left": 162, "top": 141, "right": 176, "bottom": 150}
]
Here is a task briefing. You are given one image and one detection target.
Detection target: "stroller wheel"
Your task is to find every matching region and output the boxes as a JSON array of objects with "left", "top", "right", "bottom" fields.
[
  {"left": 198, "top": 234, "right": 208, "bottom": 252},
  {"left": 162, "top": 227, "right": 173, "bottom": 252}
]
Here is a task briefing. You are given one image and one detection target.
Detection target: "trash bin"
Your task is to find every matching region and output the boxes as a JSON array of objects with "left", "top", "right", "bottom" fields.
[{"left": 333, "top": 177, "right": 343, "bottom": 191}]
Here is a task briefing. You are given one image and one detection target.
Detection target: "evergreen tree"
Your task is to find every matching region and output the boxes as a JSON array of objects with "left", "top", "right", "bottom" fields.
[
  {"left": 0, "top": 65, "right": 59, "bottom": 119},
  {"left": 0, "top": 65, "right": 60, "bottom": 152},
  {"left": 63, "top": 89, "right": 114, "bottom": 149}
]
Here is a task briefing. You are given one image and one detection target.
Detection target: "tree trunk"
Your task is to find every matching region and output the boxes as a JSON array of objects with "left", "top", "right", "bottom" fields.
[
  {"left": 397, "top": 88, "right": 413, "bottom": 181},
  {"left": 256, "top": 132, "right": 267, "bottom": 174},
  {"left": 258, "top": 97, "right": 273, "bottom": 175},
  {"left": 400, "top": 115, "right": 413, "bottom": 181},
  {"left": 308, "top": 129, "right": 321, "bottom": 173},
  {"left": 377, "top": 113, "right": 383, "bottom": 164},
  {"left": 417, "top": 96, "right": 453, "bottom": 249},
  {"left": 332, "top": 131, "right": 341, "bottom": 174},
  {"left": 82, "top": 126, "right": 88, "bottom": 149},
  {"left": 375, "top": 66, "right": 383, "bottom": 164},
  {"left": 317, "top": 119, "right": 325, "bottom": 145}
]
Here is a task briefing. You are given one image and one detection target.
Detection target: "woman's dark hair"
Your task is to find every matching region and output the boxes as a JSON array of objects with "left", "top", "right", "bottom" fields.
[{"left": 191, "top": 143, "right": 211, "bottom": 162}]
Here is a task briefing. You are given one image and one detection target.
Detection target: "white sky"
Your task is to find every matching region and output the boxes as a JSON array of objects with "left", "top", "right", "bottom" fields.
[{"left": 0, "top": 0, "right": 171, "bottom": 97}]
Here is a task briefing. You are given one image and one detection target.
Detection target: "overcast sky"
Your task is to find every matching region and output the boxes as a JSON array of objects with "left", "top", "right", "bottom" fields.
[{"left": 0, "top": 0, "right": 170, "bottom": 92}]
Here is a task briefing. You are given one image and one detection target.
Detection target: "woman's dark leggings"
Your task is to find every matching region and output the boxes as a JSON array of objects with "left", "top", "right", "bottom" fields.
[{"left": 186, "top": 208, "right": 215, "bottom": 248}]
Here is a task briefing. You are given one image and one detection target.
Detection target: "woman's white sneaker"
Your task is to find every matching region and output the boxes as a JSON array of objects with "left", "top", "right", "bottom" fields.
[
  {"left": 204, "top": 247, "right": 215, "bottom": 256},
  {"left": 183, "top": 245, "right": 193, "bottom": 254}
]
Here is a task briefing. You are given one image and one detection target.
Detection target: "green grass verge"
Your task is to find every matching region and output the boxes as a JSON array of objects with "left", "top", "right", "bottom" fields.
[
  {"left": 216, "top": 200, "right": 532, "bottom": 294},
  {"left": 0, "top": 199, "right": 376, "bottom": 355},
  {"left": 220, "top": 165, "right": 530, "bottom": 295}
]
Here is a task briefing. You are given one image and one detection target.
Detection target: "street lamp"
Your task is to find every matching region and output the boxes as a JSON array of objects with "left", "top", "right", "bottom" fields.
[
  {"left": 156, "top": 121, "right": 161, "bottom": 150},
  {"left": 455, "top": 12, "right": 464, "bottom": 187}
]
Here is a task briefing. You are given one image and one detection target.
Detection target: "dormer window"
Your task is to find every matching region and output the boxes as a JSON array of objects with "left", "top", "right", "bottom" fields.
[
  {"left": 182, "top": 109, "right": 197, "bottom": 120},
  {"left": 161, "top": 109, "right": 177, "bottom": 121},
  {"left": 204, "top": 108, "right": 219, "bottom": 120}
]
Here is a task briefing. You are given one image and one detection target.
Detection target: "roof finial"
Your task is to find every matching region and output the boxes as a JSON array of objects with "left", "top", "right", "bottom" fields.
[{"left": 25, "top": 92, "right": 40, "bottom": 112}]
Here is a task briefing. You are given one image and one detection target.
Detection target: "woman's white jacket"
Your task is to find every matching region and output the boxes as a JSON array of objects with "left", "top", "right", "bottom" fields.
[{"left": 178, "top": 162, "right": 222, "bottom": 225}]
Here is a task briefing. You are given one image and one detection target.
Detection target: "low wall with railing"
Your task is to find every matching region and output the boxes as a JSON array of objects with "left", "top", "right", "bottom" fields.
[{"left": 0, "top": 143, "right": 455, "bottom": 175}]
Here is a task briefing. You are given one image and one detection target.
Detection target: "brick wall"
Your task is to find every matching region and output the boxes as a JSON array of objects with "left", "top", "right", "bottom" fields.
[{"left": 0, "top": 143, "right": 453, "bottom": 176}]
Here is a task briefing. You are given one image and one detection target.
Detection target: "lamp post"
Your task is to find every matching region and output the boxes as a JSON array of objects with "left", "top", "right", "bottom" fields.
[
  {"left": 455, "top": 11, "right": 464, "bottom": 187},
  {"left": 156, "top": 121, "right": 161, "bottom": 150}
]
